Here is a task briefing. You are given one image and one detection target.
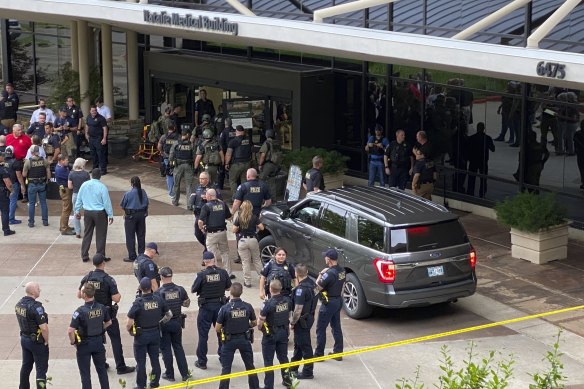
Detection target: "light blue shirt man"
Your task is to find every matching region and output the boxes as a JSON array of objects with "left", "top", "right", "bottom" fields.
[{"left": 74, "top": 176, "right": 114, "bottom": 218}]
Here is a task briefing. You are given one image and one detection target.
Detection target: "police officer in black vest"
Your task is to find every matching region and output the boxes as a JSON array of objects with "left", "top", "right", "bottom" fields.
[
  {"left": 303, "top": 155, "right": 325, "bottom": 193},
  {"left": 127, "top": 277, "right": 173, "bottom": 389},
  {"left": 15, "top": 282, "right": 49, "bottom": 389},
  {"left": 290, "top": 263, "right": 318, "bottom": 380},
  {"left": 198, "top": 189, "right": 233, "bottom": 276},
  {"left": 68, "top": 283, "right": 111, "bottom": 389},
  {"left": 0, "top": 150, "right": 15, "bottom": 236},
  {"left": 78, "top": 254, "right": 135, "bottom": 375},
  {"left": 225, "top": 125, "right": 252, "bottom": 192},
  {"left": 169, "top": 129, "right": 196, "bottom": 207},
  {"left": 85, "top": 105, "right": 108, "bottom": 175},
  {"left": 314, "top": 249, "right": 346, "bottom": 361},
  {"left": 232, "top": 168, "right": 272, "bottom": 217},
  {"left": 62, "top": 96, "right": 84, "bottom": 157},
  {"left": 191, "top": 251, "right": 232, "bottom": 370},
  {"left": 133, "top": 242, "right": 161, "bottom": 293},
  {"left": 189, "top": 171, "right": 222, "bottom": 253},
  {"left": 22, "top": 146, "right": 50, "bottom": 228},
  {"left": 217, "top": 118, "right": 236, "bottom": 190},
  {"left": 155, "top": 267, "right": 191, "bottom": 382},
  {"left": 258, "top": 279, "right": 293, "bottom": 389},
  {"left": 157, "top": 123, "right": 179, "bottom": 197},
  {"left": 384, "top": 129, "right": 413, "bottom": 190},
  {"left": 216, "top": 282, "right": 260, "bottom": 389}
]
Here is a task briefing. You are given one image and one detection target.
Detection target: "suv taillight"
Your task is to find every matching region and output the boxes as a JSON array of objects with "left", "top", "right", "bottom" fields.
[
  {"left": 470, "top": 248, "right": 476, "bottom": 269},
  {"left": 374, "top": 258, "right": 395, "bottom": 283}
]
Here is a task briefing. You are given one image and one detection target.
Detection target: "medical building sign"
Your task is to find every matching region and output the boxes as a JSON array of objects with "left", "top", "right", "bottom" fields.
[{"left": 144, "top": 10, "right": 238, "bottom": 36}]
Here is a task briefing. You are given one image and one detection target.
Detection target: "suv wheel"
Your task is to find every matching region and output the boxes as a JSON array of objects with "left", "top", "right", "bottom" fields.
[
  {"left": 343, "top": 273, "right": 373, "bottom": 319},
  {"left": 259, "top": 235, "right": 277, "bottom": 264}
]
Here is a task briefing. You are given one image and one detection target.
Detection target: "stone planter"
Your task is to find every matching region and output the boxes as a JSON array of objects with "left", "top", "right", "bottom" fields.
[
  {"left": 323, "top": 172, "right": 345, "bottom": 190},
  {"left": 510, "top": 222, "right": 569, "bottom": 264}
]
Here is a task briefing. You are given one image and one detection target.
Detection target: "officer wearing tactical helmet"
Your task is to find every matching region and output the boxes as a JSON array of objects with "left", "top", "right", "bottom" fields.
[
  {"left": 157, "top": 123, "right": 179, "bottom": 197},
  {"left": 192, "top": 113, "right": 215, "bottom": 148},
  {"left": 218, "top": 117, "right": 236, "bottom": 190},
  {"left": 169, "top": 128, "right": 196, "bottom": 207},
  {"left": 194, "top": 128, "right": 224, "bottom": 186},
  {"left": 78, "top": 253, "right": 135, "bottom": 375},
  {"left": 225, "top": 125, "right": 252, "bottom": 192},
  {"left": 258, "top": 129, "right": 283, "bottom": 181}
]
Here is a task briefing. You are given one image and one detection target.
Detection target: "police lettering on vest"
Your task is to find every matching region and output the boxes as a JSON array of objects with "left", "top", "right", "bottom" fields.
[
  {"left": 320, "top": 265, "right": 346, "bottom": 297},
  {"left": 27, "top": 158, "right": 47, "bottom": 180},
  {"left": 15, "top": 297, "right": 47, "bottom": 340},
  {"left": 156, "top": 284, "right": 184, "bottom": 319},
  {"left": 163, "top": 132, "right": 179, "bottom": 155},
  {"left": 82, "top": 271, "right": 112, "bottom": 307},
  {"left": 222, "top": 300, "right": 254, "bottom": 335},
  {"left": 174, "top": 141, "right": 194, "bottom": 163},
  {"left": 234, "top": 179, "right": 270, "bottom": 217},
  {"left": 201, "top": 200, "right": 230, "bottom": 231},
  {"left": 231, "top": 136, "right": 252, "bottom": 163},
  {"left": 199, "top": 267, "right": 226, "bottom": 299},
  {"left": 133, "top": 294, "right": 165, "bottom": 329},
  {"left": 264, "top": 295, "right": 291, "bottom": 327}
]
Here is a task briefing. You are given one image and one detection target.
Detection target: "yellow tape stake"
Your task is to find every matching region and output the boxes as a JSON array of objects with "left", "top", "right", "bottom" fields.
[{"left": 159, "top": 304, "right": 584, "bottom": 389}]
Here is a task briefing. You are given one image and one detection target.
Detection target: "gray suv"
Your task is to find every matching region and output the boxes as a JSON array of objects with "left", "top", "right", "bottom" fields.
[{"left": 258, "top": 186, "right": 477, "bottom": 319}]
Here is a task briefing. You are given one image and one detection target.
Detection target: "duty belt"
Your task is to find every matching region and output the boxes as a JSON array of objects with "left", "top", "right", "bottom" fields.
[
  {"left": 125, "top": 209, "right": 147, "bottom": 214},
  {"left": 207, "top": 228, "right": 226, "bottom": 233},
  {"left": 176, "top": 160, "right": 193, "bottom": 165},
  {"left": 142, "top": 325, "right": 160, "bottom": 330},
  {"left": 240, "top": 234, "right": 256, "bottom": 239},
  {"left": 28, "top": 178, "right": 46, "bottom": 184}
]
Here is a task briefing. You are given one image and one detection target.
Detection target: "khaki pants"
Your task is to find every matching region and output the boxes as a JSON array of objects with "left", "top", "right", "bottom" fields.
[
  {"left": 206, "top": 230, "right": 231, "bottom": 275},
  {"left": 59, "top": 187, "right": 72, "bottom": 231},
  {"left": 238, "top": 237, "right": 262, "bottom": 285},
  {"left": 1, "top": 119, "right": 15, "bottom": 130},
  {"left": 414, "top": 183, "right": 434, "bottom": 201}
]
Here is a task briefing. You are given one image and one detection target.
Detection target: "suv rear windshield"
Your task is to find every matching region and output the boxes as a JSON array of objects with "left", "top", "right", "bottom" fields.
[{"left": 390, "top": 220, "right": 468, "bottom": 253}]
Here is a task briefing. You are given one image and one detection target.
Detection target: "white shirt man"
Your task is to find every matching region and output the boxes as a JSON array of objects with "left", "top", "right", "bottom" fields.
[
  {"left": 30, "top": 99, "right": 56, "bottom": 125},
  {"left": 95, "top": 98, "right": 112, "bottom": 124}
]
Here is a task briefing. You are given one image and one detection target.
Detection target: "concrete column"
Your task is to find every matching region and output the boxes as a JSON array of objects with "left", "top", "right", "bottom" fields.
[
  {"left": 101, "top": 24, "right": 114, "bottom": 119},
  {"left": 70, "top": 21, "right": 79, "bottom": 71},
  {"left": 126, "top": 30, "right": 139, "bottom": 120},
  {"left": 77, "top": 20, "right": 90, "bottom": 115}
]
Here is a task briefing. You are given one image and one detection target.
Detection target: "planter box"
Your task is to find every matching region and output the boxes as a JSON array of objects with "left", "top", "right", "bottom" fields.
[
  {"left": 323, "top": 173, "right": 344, "bottom": 190},
  {"left": 510, "top": 223, "right": 569, "bottom": 264}
]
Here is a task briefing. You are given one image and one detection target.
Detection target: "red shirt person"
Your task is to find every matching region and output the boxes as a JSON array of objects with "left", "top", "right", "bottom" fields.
[{"left": 6, "top": 124, "right": 32, "bottom": 160}]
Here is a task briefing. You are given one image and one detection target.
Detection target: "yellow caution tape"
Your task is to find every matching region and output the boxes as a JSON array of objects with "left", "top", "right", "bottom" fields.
[{"left": 159, "top": 304, "right": 584, "bottom": 388}]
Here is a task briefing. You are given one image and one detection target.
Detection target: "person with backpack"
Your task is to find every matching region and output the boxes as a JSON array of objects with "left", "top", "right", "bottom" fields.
[
  {"left": 194, "top": 129, "right": 224, "bottom": 186},
  {"left": 289, "top": 263, "right": 317, "bottom": 380},
  {"left": 258, "top": 129, "right": 283, "bottom": 180},
  {"left": 259, "top": 247, "right": 296, "bottom": 300}
]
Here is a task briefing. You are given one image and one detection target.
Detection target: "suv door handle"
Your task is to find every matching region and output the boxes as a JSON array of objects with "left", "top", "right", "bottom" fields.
[
  {"left": 335, "top": 248, "right": 344, "bottom": 254},
  {"left": 303, "top": 234, "right": 311, "bottom": 240}
]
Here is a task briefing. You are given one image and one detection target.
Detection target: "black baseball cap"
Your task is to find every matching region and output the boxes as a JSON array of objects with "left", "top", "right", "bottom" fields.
[{"left": 159, "top": 267, "right": 173, "bottom": 277}]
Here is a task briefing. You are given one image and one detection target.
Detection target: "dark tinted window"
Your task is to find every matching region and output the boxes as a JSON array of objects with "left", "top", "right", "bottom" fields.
[
  {"left": 320, "top": 205, "right": 347, "bottom": 237},
  {"left": 357, "top": 217, "right": 384, "bottom": 251},
  {"left": 390, "top": 220, "right": 468, "bottom": 253},
  {"left": 293, "top": 200, "right": 321, "bottom": 226}
]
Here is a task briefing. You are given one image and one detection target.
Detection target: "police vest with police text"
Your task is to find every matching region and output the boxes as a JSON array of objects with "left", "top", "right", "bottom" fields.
[
  {"left": 266, "top": 295, "right": 291, "bottom": 327},
  {"left": 27, "top": 158, "right": 47, "bottom": 180},
  {"left": 15, "top": 297, "right": 43, "bottom": 335},
  {"left": 158, "top": 283, "right": 183, "bottom": 319},
  {"left": 85, "top": 270, "right": 112, "bottom": 307},
  {"left": 77, "top": 302, "right": 106, "bottom": 337},
  {"left": 198, "top": 267, "right": 226, "bottom": 299},
  {"left": 266, "top": 260, "right": 293, "bottom": 295},
  {"left": 232, "top": 136, "right": 252, "bottom": 163},
  {"left": 163, "top": 132, "right": 179, "bottom": 155},
  {"left": 223, "top": 300, "right": 252, "bottom": 334},
  {"left": 135, "top": 294, "right": 164, "bottom": 328},
  {"left": 174, "top": 141, "right": 194, "bottom": 162},
  {"left": 204, "top": 200, "right": 228, "bottom": 229},
  {"left": 323, "top": 265, "right": 346, "bottom": 297}
]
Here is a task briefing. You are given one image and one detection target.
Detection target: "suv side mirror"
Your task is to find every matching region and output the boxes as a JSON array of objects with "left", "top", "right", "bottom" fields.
[{"left": 281, "top": 209, "right": 291, "bottom": 219}]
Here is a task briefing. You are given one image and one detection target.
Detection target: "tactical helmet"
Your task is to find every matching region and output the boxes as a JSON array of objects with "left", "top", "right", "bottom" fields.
[
  {"left": 4, "top": 145, "right": 14, "bottom": 158},
  {"left": 202, "top": 129, "right": 214, "bottom": 140},
  {"left": 202, "top": 114, "right": 211, "bottom": 122},
  {"left": 265, "top": 129, "right": 275, "bottom": 139}
]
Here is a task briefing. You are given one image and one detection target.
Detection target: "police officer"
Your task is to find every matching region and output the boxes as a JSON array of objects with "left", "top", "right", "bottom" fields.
[
  {"left": 15, "top": 282, "right": 49, "bottom": 389},
  {"left": 303, "top": 155, "right": 324, "bottom": 193},
  {"left": 169, "top": 128, "right": 196, "bottom": 207},
  {"left": 198, "top": 189, "right": 233, "bottom": 276},
  {"left": 155, "top": 267, "right": 191, "bottom": 382},
  {"left": 218, "top": 118, "right": 236, "bottom": 190},
  {"left": 258, "top": 129, "right": 283, "bottom": 181},
  {"left": 1, "top": 82, "right": 19, "bottom": 129},
  {"left": 26, "top": 112, "right": 47, "bottom": 139},
  {"left": 194, "top": 129, "right": 224, "bottom": 186},
  {"left": 4, "top": 145, "right": 22, "bottom": 225},
  {"left": 22, "top": 146, "right": 50, "bottom": 228},
  {"left": 121, "top": 176, "right": 149, "bottom": 262},
  {"left": 127, "top": 277, "right": 173, "bottom": 389},
  {"left": 384, "top": 129, "right": 413, "bottom": 190},
  {"left": 258, "top": 279, "right": 293, "bottom": 389},
  {"left": 314, "top": 249, "right": 346, "bottom": 361},
  {"left": 85, "top": 105, "right": 109, "bottom": 175},
  {"left": 411, "top": 147, "right": 436, "bottom": 201},
  {"left": 259, "top": 247, "right": 296, "bottom": 301},
  {"left": 289, "top": 263, "right": 317, "bottom": 380},
  {"left": 157, "top": 123, "right": 179, "bottom": 197},
  {"left": 189, "top": 171, "right": 222, "bottom": 253},
  {"left": 68, "top": 283, "right": 111, "bottom": 389},
  {"left": 365, "top": 124, "right": 389, "bottom": 187},
  {"left": 133, "top": 242, "right": 161, "bottom": 292},
  {"left": 224, "top": 125, "right": 252, "bottom": 192},
  {"left": 0, "top": 149, "right": 15, "bottom": 236},
  {"left": 62, "top": 96, "right": 84, "bottom": 157},
  {"left": 78, "top": 254, "right": 135, "bottom": 375},
  {"left": 215, "top": 282, "right": 259, "bottom": 389},
  {"left": 191, "top": 251, "right": 232, "bottom": 370},
  {"left": 232, "top": 168, "right": 272, "bottom": 217}
]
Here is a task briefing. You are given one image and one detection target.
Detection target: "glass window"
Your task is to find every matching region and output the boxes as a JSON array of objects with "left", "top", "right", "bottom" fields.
[
  {"left": 292, "top": 200, "right": 321, "bottom": 226},
  {"left": 112, "top": 33, "right": 128, "bottom": 117},
  {"left": 35, "top": 34, "right": 68, "bottom": 97},
  {"left": 320, "top": 205, "right": 347, "bottom": 238},
  {"left": 357, "top": 217, "right": 384, "bottom": 251},
  {"left": 10, "top": 33, "right": 35, "bottom": 94},
  {"left": 391, "top": 220, "right": 468, "bottom": 253}
]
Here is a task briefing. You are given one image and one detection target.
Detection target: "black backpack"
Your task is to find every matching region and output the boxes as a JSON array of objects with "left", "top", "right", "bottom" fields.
[{"left": 266, "top": 261, "right": 293, "bottom": 295}]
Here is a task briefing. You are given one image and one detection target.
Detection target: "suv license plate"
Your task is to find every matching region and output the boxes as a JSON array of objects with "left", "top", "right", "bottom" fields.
[{"left": 427, "top": 265, "right": 444, "bottom": 277}]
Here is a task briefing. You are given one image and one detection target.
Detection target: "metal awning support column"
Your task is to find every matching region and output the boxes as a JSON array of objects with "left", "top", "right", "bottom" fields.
[
  {"left": 313, "top": 0, "right": 398, "bottom": 23},
  {"left": 527, "top": 0, "right": 580, "bottom": 48},
  {"left": 452, "top": 0, "right": 531, "bottom": 40},
  {"left": 225, "top": 0, "right": 256, "bottom": 16}
]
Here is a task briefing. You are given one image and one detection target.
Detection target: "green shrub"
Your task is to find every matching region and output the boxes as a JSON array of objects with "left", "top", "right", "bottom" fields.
[
  {"left": 494, "top": 192, "right": 566, "bottom": 233},
  {"left": 282, "top": 147, "right": 349, "bottom": 176}
]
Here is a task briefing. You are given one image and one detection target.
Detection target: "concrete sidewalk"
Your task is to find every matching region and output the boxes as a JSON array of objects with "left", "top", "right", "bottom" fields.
[{"left": 2, "top": 157, "right": 584, "bottom": 388}]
